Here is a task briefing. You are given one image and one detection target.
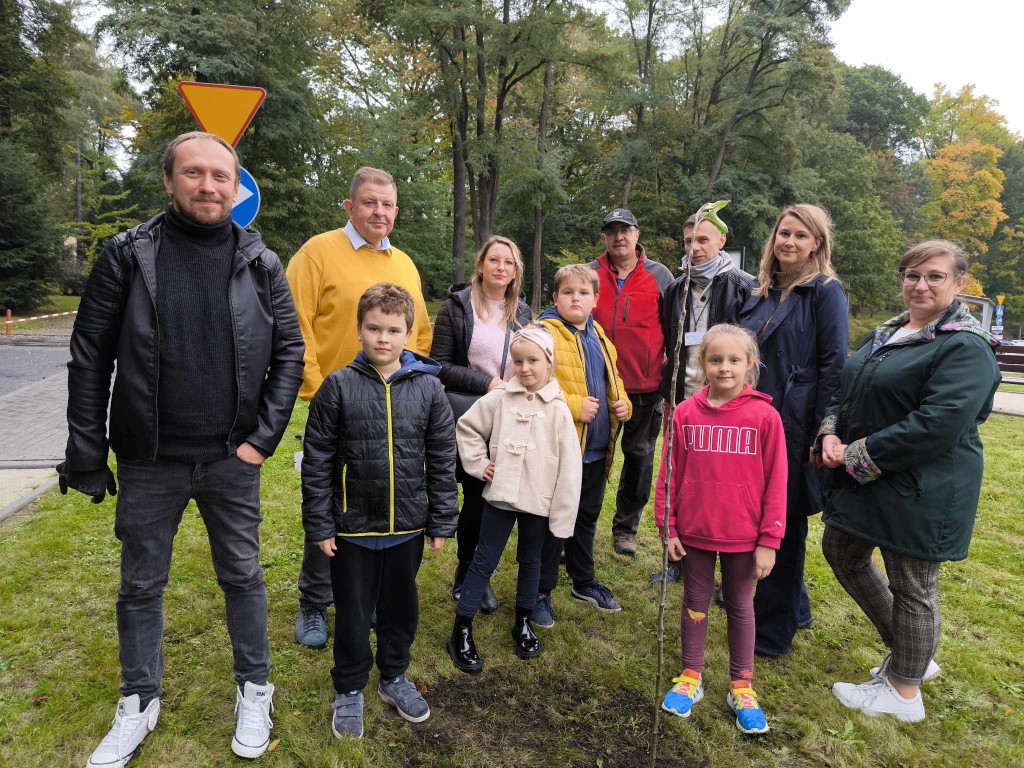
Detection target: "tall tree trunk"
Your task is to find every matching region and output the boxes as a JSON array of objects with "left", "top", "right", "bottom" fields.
[
  {"left": 75, "top": 136, "right": 83, "bottom": 223},
  {"left": 623, "top": 0, "right": 658, "bottom": 207},
  {"left": 531, "top": 61, "right": 553, "bottom": 314},
  {"left": 622, "top": 104, "right": 644, "bottom": 208},
  {"left": 707, "top": 30, "right": 771, "bottom": 194},
  {"left": 451, "top": 119, "right": 467, "bottom": 284},
  {"left": 707, "top": 114, "right": 736, "bottom": 193}
]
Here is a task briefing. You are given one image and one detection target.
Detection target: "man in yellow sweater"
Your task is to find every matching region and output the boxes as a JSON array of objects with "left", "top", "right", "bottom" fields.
[{"left": 286, "top": 166, "right": 434, "bottom": 649}]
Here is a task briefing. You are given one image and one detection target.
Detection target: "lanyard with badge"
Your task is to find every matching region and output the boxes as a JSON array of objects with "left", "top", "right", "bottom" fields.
[{"left": 683, "top": 281, "right": 714, "bottom": 347}]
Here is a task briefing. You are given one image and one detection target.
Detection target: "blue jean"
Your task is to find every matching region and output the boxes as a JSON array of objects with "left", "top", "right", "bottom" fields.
[
  {"left": 456, "top": 503, "right": 549, "bottom": 617},
  {"left": 114, "top": 455, "right": 270, "bottom": 702}
]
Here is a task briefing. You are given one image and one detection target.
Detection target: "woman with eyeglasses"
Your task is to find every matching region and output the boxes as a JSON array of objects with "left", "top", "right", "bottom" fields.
[
  {"left": 738, "top": 204, "right": 849, "bottom": 658},
  {"left": 814, "top": 240, "right": 1001, "bottom": 722}
]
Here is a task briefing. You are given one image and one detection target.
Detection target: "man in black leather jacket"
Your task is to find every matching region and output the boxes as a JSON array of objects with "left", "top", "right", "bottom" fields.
[{"left": 62, "top": 132, "right": 304, "bottom": 766}]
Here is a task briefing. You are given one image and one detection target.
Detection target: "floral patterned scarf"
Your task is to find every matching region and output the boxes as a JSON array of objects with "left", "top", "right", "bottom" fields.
[{"left": 869, "top": 300, "right": 999, "bottom": 354}]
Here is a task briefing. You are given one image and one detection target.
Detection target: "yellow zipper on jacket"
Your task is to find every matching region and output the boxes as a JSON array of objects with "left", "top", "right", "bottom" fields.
[
  {"left": 371, "top": 366, "right": 397, "bottom": 533},
  {"left": 342, "top": 465, "right": 347, "bottom": 513}
]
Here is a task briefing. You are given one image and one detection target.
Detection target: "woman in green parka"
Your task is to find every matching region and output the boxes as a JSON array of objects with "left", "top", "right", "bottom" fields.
[{"left": 813, "top": 240, "right": 1001, "bottom": 724}]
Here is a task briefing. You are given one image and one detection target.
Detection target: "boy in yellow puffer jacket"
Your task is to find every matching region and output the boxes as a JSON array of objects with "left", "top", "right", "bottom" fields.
[{"left": 534, "top": 264, "right": 632, "bottom": 624}]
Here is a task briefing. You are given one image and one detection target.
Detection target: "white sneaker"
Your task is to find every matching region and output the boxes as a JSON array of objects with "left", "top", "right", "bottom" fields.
[
  {"left": 832, "top": 677, "right": 885, "bottom": 709},
  {"left": 854, "top": 676, "right": 926, "bottom": 722},
  {"left": 870, "top": 653, "right": 941, "bottom": 683},
  {"left": 232, "top": 681, "right": 275, "bottom": 758},
  {"left": 86, "top": 695, "right": 159, "bottom": 767}
]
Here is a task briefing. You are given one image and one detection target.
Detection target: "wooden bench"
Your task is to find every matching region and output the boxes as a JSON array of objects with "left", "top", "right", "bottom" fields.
[{"left": 997, "top": 348, "right": 1024, "bottom": 385}]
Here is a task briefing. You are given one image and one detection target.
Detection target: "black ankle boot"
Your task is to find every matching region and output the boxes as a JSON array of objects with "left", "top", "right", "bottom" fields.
[
  {"left": 512, "top": 607, "right": 542, "bottom": 660},
  {"left": 451, "top": 561, "right": 470, "bottom": 602},
  {"left": 447, "top": 615, "right": 483, "bottom": 675},
  {"left": 479, "top": 579, "right": 499, "bottom": 615}
]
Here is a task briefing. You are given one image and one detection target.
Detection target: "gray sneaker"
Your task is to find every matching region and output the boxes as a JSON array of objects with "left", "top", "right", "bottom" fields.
[
  {"left": 331, "top": 691, "right": 364, "bottom": 739},
  {"left": 613, "top": 534, "right": 637, "bottom": 557},
  {"left": 378, "top": 674, "right": 430, "bottom": 723},
  {"left": 295, "top": 604, "right": 327, "bottom": 650}
]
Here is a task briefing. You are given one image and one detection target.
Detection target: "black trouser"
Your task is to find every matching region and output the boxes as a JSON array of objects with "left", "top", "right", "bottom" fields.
[
  {"left": 114, "top": 456, "right": 270, "bottom": 704},
  {"left": 612, "top": 392, "right": 664, "bottom": 537},
  {"left": 298, "top": 539, "right": 333, "bottom": 608},
  {"left": 753, "top": 513, "right": 809, "bottom": 656},
  {"left": 455, "top": 472, "right": 487, "bottom": 565},
  {"left": 539, "top": 459, "right": 607, "bottom": 594},
  {"left": 457, "top": 503, "right": 549, "bottom": 617},
  {"left": 329, "top": 535, "right": 423, "bottom": 693}
]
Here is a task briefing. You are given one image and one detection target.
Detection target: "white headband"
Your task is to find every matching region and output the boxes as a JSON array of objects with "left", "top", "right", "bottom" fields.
[{"left": 511, "top": 328, "right": 554, "bottom": 364}]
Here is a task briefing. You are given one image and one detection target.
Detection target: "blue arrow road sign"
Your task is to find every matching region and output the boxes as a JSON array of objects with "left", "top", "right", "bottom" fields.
[
  {"left": 232, "top": 167, "right": 260, "bottom": 228},
  {"left": 996, "top": 305, "right": 1005, "bottom": 321}
]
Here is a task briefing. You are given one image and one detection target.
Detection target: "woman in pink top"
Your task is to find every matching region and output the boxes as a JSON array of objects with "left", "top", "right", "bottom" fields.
[{"left": 430, "top": 236, "right": 533, "bottom": 614}]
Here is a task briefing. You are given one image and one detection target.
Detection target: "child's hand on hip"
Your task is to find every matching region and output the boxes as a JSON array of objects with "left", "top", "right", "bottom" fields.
[
  {"left": 754, "top": 545, "right": 775, "bottom": 579},
  {"left": 427, "top": 536, "right": 447, "bottom": 551},
  {"left": 612, "top": 399, "right": 629, "bottom": 421},
  {"left": 483, "top": 462, "right": 495, "bottom": 481},
  {"left": 580, "top": 396, "right": 600, "bottom": 423},
  {"left": 316, "top": 538, "right": 337, "bottom": 557},
  {"left": 667, "top": 536, "right": 686, "bottom": 561}
]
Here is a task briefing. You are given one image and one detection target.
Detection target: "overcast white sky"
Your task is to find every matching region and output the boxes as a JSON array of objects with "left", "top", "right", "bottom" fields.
[{"left": 829, "top": 0, "right": 1024, "bottom": 135}]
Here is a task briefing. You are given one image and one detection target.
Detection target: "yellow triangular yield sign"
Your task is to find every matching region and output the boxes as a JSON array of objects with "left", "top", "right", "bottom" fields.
[
  {"left": 178, "top": 82, "right": 267, "bottom": 147},
  {"left": 997, "top": 295, "right": 1005, "bottom": 305}
]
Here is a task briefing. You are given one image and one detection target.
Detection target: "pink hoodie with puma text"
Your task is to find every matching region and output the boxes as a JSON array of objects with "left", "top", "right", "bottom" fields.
[{"left": 654, "top": 384, "right": 787, "bottom": 552}]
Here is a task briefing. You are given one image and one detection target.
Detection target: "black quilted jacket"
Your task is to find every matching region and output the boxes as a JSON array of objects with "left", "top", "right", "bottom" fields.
[
  {"left": 429, "top": 283, "right": 533, "bottom": 393},
  {"left": 300, "top": 351, "right": 459, "bottom": 541}
]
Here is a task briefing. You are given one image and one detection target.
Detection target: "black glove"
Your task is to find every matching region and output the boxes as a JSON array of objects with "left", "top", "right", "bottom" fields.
[{"left": 56, "top": 462, "right": 117, "bottom": 504}]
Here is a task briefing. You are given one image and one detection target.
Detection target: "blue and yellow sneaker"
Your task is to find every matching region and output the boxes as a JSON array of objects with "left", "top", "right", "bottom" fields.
[
  {"left": 661, "top": 670, "right": 703, "bottom": 718},
  {"left": 726, "top": 682, "right": 769, "bottom": 734}
]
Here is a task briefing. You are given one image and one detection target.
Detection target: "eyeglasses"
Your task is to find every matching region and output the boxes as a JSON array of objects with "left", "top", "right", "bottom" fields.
[{"left": 900, "top": 271, "right": 951, "bottom": 287}]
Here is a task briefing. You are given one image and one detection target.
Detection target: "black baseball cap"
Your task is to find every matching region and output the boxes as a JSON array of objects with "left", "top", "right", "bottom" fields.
[{"left": 602, "top": 208, "right": 638, "bottom": 230}]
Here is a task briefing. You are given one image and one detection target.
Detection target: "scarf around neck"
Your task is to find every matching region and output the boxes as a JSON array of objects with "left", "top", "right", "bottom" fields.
[{"left": 686, "top": 251, "right": 733, "bottom": 285}]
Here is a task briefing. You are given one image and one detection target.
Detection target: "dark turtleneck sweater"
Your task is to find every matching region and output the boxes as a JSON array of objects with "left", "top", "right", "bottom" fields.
[{"left": 156, "top": 205, "right": 238, "bottom": 462}]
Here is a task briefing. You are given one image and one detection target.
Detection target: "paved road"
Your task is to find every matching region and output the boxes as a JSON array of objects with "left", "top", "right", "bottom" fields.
[
  {"left": 0, "top": 343, "right": 71, "bottom": 397},
  {"left": 0, "top": 367, "right": 69, "bottom": 465}
]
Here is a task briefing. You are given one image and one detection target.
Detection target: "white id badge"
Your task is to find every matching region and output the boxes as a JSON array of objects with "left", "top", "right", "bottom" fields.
[{"left": 684, "top": 331, "right": 705, "bottom": 346}]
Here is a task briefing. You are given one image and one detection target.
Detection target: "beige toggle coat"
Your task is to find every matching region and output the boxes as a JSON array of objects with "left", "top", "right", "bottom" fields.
[{"left": 456, "top": 376, "right": 583, "bottom": 538}]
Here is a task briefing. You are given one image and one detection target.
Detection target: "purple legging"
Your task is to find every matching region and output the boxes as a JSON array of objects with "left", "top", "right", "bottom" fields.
[{"left": 680, "top": 546, "right": 757, "bottom": 682}]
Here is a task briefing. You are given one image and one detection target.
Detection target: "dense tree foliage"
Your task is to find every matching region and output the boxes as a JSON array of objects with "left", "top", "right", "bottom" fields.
[{"left": 4, "top": 0, "right": 1023, "bottom": 332}]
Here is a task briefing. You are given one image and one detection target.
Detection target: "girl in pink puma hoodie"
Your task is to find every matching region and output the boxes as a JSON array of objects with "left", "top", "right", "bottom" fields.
[{"left": 654, "top": 324, "right": 787, "bottom": 734}]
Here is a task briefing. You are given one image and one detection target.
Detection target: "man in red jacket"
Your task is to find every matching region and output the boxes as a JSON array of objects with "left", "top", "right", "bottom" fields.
[{"left": 589, "top": 209, "right": 673, "bottom": 556}]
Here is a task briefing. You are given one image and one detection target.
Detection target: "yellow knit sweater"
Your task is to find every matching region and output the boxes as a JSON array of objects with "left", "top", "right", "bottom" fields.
[{"left": 286, "top": 229, "right": 433, "bottom": 400}]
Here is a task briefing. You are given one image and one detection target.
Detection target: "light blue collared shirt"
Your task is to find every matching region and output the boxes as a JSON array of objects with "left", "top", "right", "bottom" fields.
[{"left": 343, "top": 220, "right": 391, "bottom": 252}]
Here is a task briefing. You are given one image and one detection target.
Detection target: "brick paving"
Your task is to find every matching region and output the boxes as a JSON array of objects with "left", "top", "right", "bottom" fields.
[{"left": 0, "top": 368, "right": 69, "bottom": 464}]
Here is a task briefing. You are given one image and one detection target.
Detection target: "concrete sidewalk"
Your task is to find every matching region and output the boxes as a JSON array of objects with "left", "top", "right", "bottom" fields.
[
  {"left": 0, "top": 368, "right": 68, "bottom": 514},
  {"left": 992, "top": 391, "right": 1024, "bottom": 417},
  {"left": 0, "top": 367, "right": 69, "bottom": 466}
]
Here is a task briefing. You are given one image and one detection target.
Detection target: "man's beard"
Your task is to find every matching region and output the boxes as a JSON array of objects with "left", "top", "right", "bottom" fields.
[{"left": 174, "top": 194, "right": 232, "bottom": 225}]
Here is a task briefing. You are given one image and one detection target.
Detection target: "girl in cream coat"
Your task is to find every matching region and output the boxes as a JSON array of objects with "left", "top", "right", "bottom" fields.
[{"left": 447, "top": 325, "right": 583, "bottom": 673}]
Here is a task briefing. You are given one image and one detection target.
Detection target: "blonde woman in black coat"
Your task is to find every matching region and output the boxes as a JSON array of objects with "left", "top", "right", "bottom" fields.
[{"left": 430, "top": 236, "right": 532, "bottom": 613}]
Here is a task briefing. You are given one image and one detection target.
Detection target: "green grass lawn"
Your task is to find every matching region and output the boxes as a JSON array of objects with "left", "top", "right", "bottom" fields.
[
  {"left": 998, "top": 383, "right": 1024, "bottom": 394},
  {"left": 1, "top": 409, "right": 1023, "bottom": 767}
]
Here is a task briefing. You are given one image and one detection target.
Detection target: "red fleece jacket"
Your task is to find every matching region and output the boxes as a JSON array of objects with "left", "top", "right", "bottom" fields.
[{"left": 654, "top": 384, "right": 787, "bottom": 552}]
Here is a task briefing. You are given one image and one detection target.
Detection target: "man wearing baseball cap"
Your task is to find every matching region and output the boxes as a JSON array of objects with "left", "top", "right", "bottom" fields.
[{"left": 588, "top": 208, "right": 673, "bottom": 557}]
